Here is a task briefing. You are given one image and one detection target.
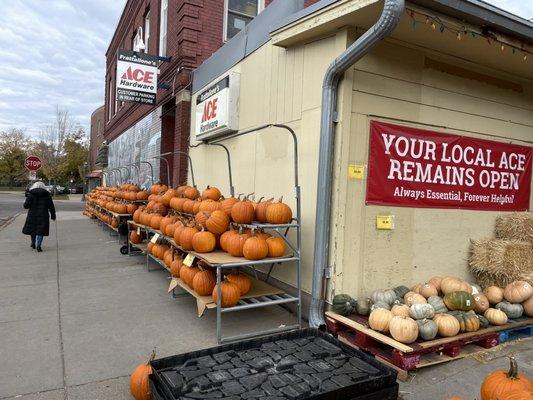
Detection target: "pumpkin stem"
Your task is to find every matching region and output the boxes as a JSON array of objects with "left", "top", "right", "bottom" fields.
[
  {"left": 148, "top": 348, "right": 156, "bottom": 364},
  {"left": 507, "top": 356, "right": 518, "bottom": 379}
]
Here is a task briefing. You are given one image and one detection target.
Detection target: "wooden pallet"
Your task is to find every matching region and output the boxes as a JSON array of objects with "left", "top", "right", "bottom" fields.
[
  {"left": 326, "top": 311, "right": 533, "bottom": 378},
  {"left": 498, "top": 324, "right": 533, "bottom": 343}
]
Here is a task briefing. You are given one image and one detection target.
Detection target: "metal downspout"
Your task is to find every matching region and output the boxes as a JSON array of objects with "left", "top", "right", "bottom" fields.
[{"left": 309, "top": 0, "right": 405, "bottom": 328}]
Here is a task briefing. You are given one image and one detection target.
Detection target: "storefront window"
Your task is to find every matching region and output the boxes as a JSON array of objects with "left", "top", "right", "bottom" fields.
[{"left": 225, "top": 0, "right": 263, "bottom": 40}]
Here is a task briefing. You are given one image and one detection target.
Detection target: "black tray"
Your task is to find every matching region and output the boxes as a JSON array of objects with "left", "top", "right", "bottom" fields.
[{"left": 149, "top": 328, "right": 398, "bottom": 400}]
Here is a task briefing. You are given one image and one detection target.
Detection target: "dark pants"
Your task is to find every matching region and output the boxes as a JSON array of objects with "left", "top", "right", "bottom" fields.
[{"left": 31, "top": 234, "right": 44, "bottom": 247}]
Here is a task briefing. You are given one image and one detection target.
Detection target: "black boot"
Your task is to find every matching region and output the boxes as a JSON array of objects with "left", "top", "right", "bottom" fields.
[
  {"left": 36, "top": 246, "right": 42, "bottom": 252},
  {"left": 31, "top": 242, "right": 35, "bottom": 249}
]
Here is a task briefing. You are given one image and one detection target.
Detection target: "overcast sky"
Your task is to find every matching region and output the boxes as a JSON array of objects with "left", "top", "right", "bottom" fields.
[{"left": 0, "top": 0, "right": 531, "bottom": 138}]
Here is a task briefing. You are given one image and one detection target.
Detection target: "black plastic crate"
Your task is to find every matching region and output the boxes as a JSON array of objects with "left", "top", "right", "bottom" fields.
[{"left": 149, "top": 328, "right": 398, "bottom": 400}]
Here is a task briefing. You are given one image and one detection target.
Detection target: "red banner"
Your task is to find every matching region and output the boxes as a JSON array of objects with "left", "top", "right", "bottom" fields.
[{"left": 366, "top": 121, "right": 532, "bottom": 211}]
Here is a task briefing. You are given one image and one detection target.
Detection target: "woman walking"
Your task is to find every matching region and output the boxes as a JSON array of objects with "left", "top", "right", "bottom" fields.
[{"left": 22, "top": 181, "right": 56, "bottom": 252}]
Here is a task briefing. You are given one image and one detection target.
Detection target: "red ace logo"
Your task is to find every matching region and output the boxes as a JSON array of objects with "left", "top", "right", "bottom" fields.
[
  {"left": 121, "top": 67, "right": 154, "bottom": 84},
  {"left": 201, "top": 98, "right": 218, "bottom": 123}
]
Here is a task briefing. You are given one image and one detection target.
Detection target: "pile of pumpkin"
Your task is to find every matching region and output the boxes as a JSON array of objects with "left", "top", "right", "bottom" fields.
[
  {"left": 333, "top": 276, "right": 533, "bottom": 344},
  {"left": 131, "top": 184, "right": 292, "bottom": 260},
  {"left": 83, "top": 204, "right": 119, "bottom": 228},
  {"left": 85, "top": 184, "right": 151, "bottom": 215},
  {"left": 142, "top": 241, "right": 251, "bottom": 307}
]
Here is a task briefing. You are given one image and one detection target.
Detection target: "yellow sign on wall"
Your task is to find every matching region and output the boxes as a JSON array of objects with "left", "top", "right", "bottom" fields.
[
  {"left": 348, "top": 164, "right": 365, "bottom": 180},
  {"left": 376, "top": 215, "right": 394, "bottom": 230}
]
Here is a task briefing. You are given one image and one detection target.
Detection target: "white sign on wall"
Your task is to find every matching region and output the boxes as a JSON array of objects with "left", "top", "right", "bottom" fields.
[
  {"left": 116, "top": 49, "right": 159, "bottom": 105},
  {"left": 195, "top": 72, "right": 240, "bottom": 141}
]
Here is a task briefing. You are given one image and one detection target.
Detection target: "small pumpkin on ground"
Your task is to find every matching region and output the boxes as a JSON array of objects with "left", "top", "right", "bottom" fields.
[
  {"left": 368, "top": 308, "right": 393, "bottom": 333},
  {"left": 130, "top": 350, "right": 155, "bottom": 400},
  {"left": 389, "top": 316, "right": 418, "bottom": 344},
  {"left": 504, "top": 389, "right": 533, "bottom": 400},
  {"left": 480, "top": 356, "right": 533, "bottom": 400},
  {"left": 331, "top": 294, "right": 357, "bottom": 316}
]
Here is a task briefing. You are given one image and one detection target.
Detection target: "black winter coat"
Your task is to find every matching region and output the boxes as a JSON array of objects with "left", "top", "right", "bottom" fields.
[{"left": 22, "top": 188, "right": 56, "bottom": 236}]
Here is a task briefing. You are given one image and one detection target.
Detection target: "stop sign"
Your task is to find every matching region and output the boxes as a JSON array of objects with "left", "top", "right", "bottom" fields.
[{"left": 25, "top": 155, "right": 42, "bottom": 171}]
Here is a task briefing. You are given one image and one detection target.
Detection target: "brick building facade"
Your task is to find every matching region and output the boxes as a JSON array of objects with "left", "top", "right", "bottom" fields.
[
  {"left": 88, "top": 105, "right": 105, "bottom": 173},
  {"left": 104, "top": 0, "right": 318, "bottom": 187}
]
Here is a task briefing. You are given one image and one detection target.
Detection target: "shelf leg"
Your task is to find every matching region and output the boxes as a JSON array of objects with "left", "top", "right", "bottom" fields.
[{"left": 216, "top": 266, "right": 222, "bottom": 344}]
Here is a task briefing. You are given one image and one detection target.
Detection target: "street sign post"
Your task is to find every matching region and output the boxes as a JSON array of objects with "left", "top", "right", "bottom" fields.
[{"left": 25, "top": 155, "right": 42, "bottom": 171}]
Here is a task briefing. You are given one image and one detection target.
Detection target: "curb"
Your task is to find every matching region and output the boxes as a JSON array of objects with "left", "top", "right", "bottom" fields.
[{"left": 0, "top": 213, "right": 20, "bottom": 231}]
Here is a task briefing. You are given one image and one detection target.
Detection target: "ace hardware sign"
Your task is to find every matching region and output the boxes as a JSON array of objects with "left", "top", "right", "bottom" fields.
[
  {"left": 366, "top": 121, "right": 532, "bottom": 211},
  {"left": 116, "top": 50, "right": 159, "bottom": 105}
]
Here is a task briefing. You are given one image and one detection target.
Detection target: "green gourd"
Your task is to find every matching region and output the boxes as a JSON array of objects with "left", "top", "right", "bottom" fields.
[
  {"left": 443, "top": 291, "right": 475, "bottom": 311},
  {"left": 448, "top": 310, "right": 480, "bottom": 332},
  {"left": 427, "top": 296, "right": 448, "bottom": 314},
  {"left": 371, "top": 289, "right": 397, "bottom": 306},
  {"left": 409, "top": 303, "right": 435, "bottom": 320},
  {"left": 416, "top": 318, "right": 438, "bottom": 340},
  {"left": 477, "top": 314, "right": 490, "bottom": 329},
  {"left": 331, "top": 294, "right": 357, "bottom": 316},
  {"left": 495, "top": 301, "right": 524, "bottom": 319},
  {"left": 356, "top": 298, "right": 372, "bottom": 316},
  {"left": 371, "top": 300, "right": 391, "bottom": 311},
  {"left": 393, "top": 285, "right": 410, "bottom": 301}
]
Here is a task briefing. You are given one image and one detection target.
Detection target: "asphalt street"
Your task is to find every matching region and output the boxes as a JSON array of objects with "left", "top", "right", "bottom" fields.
[{"left": 0, "top": 191, "right": 85, "bottom": 225}]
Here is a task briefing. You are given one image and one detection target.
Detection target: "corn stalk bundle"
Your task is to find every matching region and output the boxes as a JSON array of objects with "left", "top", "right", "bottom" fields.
[{"left": 495, "top": 212, "right": 533, "bottom": 243}]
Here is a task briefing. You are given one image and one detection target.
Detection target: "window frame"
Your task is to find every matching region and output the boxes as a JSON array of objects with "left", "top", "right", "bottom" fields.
[
  {"left": 223, "top": 0, "right": 264, "bottom": 41},
  {"left": 159, "top": 0, "right": 168, "bottom": 56},
  {"left": 144, "top": 10, "right": 150, "bottom": 53}
]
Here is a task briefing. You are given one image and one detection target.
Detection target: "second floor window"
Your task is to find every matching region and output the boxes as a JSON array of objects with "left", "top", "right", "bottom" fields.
[
  {"left": 107, "top": 77, "right": 114, "bottom": 121},
  {"left": 159, "top": 0, "right": 168, "bottom": 56},
  {"left": 144, "top": 11, "right": 150, "bottom": 53},
  {"left": 225, "top": 0, "right": 263, "bottom": 40}
]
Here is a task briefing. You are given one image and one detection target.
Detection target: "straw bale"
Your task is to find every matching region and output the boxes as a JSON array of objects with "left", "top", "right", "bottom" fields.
[
  {"left": 495, "top": 212, "right": 533, "bottom": 243},
  {"left": 469, "top": 238, "right": 533, "bottom": 289}
]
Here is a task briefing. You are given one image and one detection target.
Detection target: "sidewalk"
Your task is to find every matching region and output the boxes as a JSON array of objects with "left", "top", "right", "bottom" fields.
[{"left": 0, "top": 212, "right": 294, "bottom": 399}]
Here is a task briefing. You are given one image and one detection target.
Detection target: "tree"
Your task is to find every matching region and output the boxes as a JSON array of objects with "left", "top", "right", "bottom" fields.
[
  {"left": 36, "top": 106, "right": 87, "bottom": 184},
  {"left": 0, "top": 128, "right": 31, "bottom": 186}
]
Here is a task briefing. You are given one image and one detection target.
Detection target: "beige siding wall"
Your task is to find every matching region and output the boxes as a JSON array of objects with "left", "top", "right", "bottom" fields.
[
  {"left": 189, "top": 31, "right": 351, "bottom": 293},
  {"left": 333, "top": 38, "right": 533, "bottom": 299}
]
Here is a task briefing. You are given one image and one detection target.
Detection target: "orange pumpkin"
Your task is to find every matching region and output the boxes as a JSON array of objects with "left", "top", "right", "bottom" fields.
[
  {"left": 192, "top": 269, "right": 216, "bottom": 296},
  {"left": 220, "top": 229, "right": 237, "bottom": 252},
  {"left": 170, "top": 197, "right": 186, "bottom": 212},
  {"left": 182, "top": 199, "right": 196, "bottom": 214},
  {"left": 136, "top": 191, "right": 149, "bottom": 200},
  {"left": 231, "top": 198, "right": 255, "bottom": 224},
  {"left": 130, "top": 231, "right": 142, "bottom": 244},
  {"left": 504, "top": 389, "right": 533, "bottom": 400},
  {"left": 180, "top": 226, "right": 199, "bottom": 251},
  {"left": 127, "top": 203, "right": 138, "bottom": 214},
  {"left": 254, "top": 197, "right": 274, "bottom": 223},
  {"left": 192, "top": 230, "right": 216, "bottom": 253},
  {"left": 195, "top": 211, "right": 210, "bottom": 228},
  {"left": 199, "top": 199, "right": 220, "bottom": 213},
  {"left": 170, "top": 258, "right": 182, "bottom": 278},
  {"left": 226, "top": 230, "right": 251, "bottom": 257},
  {"left": 146, "top": 242, "right": 154, "bottom": 254},
  {"left": 173, "top": 222, "right": 185, "bottom": 245},
  {"left": 165, "top": 222, "right": 177, "bottom": 237},
  {"left": 266, "top": 237, "right": 286, "bottom": 257},
  {"left": 227, "top": 272, "right": 252, "bottom": 295},
  {"left": 480, "top": 357, "right": 533, "bottom": 400},
  {"left": 205, "top": 210, "right": 230, "bottom": 235},
  {"left": 180, "top": 266, "right": 200, "bottom": 287},
  {"left": 150, "top": 214, "right": 163, "bottom": 230},
  {"left": 243, "top": 235, "right": 269, "bottom": 260},
  {"left": 219, "top": 197, "right": 239, "bottom": 218},
  {"left": 133, "top": 209, "right": 142, "bottom": 223},
  {"left": 161, "top": 189, "right": 176, "bottom": 207},
  {"left": 201, "top": 185, "right": 221, "bottom": 201},
  {"left": 184, "top": 186, "right": 200, "bottom": 200},
  {"left": 265, "top": 199, "right": 292, "bottom": 224},
  {"left": 130, "top": 351, "right": 154, "bottom": 400},
  {"left": 212, "top": 280, "right": 241, "bottom": 307}
]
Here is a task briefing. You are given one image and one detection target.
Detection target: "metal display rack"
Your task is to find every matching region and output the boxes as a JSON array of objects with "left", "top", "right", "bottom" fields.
[{"left": 125, "top": 124, "right": 302, "bottom": 343}]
